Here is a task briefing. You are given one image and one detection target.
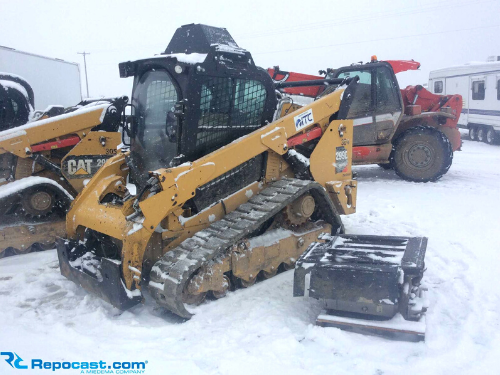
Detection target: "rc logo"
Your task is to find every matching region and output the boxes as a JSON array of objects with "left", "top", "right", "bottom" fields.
[
  {"left": 294, "top": 109, "right": 314, "bottom": 130},
  {"left": 1, "top": 352, "right": 28, "bottom": 369},
  {"left": 1, "top": 352, "right": 148, "bottom": 372}
]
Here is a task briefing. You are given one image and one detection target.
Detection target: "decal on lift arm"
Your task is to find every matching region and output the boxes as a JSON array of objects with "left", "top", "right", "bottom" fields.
[
  {"left": 294, "top": 109, "right": 314, "bottom": 130},
  {"left": 62, "top": 155, "right": 112, "bottom": 179},
  {"left": 335, "top": 146, "right": 349, "bottom": 173}
]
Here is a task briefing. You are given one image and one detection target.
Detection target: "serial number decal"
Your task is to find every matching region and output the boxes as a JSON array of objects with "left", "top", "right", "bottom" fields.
[
  {"left": 62, "top": 155, "right": 113, "bottom": 179},
  {"left": 335, "top": 146, "right": 349, "bottom": 173},
  {"left": 294, "top": 108, "right": 314, "bottom": 130}
]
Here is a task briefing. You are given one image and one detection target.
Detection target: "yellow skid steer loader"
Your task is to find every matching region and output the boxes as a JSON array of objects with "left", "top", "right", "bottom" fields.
[
  {"left": 0, "top": 96, "right": 127, "bottom": 256},
  {"left": 57, "top": 24, "right": 429, "bottom": 341}
]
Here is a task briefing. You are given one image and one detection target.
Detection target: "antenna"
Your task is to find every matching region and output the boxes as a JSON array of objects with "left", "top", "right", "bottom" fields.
[{"left": 77, "top": 51, "right": 90, "bottom": 98}]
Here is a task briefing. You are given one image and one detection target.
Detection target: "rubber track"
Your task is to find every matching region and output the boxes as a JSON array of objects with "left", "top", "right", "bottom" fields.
[{"left": 149, "top": 178, "right": 341, "bottom": 318}]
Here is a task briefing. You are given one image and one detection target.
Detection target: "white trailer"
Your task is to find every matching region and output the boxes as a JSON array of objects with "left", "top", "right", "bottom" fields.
[
  {"left": 0, "top": 46, "right": 82, "bottom": 111},
  {"left": 429, "top": 56, "right": 500, "bottom": 145}
]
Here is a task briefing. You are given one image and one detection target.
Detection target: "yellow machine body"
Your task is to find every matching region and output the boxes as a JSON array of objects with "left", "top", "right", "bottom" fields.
[
  {"left": 64, "top": 88, "right": 357, "bottom": 302},
  {"left": 0, "top": 104, "right": 122, "bottom": 256}
]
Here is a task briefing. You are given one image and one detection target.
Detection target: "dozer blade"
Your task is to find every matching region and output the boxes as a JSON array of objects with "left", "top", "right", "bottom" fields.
[
  {"left": 316, "top": 311, "right": 426, "bottom": 342},
  {"left": 56, "top": 238, "right": 142, "bottom": 309}
]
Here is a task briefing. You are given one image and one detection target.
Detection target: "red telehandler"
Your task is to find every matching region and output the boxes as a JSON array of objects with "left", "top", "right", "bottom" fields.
[{"left": 269, "top": 58, "right": 462, "bottom": 182}]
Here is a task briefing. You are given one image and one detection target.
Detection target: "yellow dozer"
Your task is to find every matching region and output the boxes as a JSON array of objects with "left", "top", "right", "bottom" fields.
[
  {"left": 0, "top": 96, "right": 127, "bottom": 257},
  {"left": 57, "top": 25, "right": 429, "bottom": 339}
]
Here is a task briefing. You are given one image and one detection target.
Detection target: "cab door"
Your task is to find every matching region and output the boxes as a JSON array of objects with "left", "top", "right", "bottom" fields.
[
  {"left": 335, "top": 63, "right": 402, "bottom": 146},
  {"left": 335, "top": 68, "right": 376, "bottom": 145},
  {"left": 373, "top": 64, "right": 403, "bottom": 143}
]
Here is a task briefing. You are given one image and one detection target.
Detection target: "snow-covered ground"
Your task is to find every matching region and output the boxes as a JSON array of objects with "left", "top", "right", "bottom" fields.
[{"left": 1, "top": 136, "right": 499, "bottom": 374}]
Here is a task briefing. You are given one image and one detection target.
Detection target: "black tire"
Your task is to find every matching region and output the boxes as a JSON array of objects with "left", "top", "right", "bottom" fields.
[
  {"left": 477, "top": 127, "right": 486, "bottom": 142},
  {"left": 469, "top": 126, "right": 478, "bottom": 141},
  {"left": 392, "top": 125, "right": 453, "bottom": 182},
  {"left": 486, "top": 128, "right": 497, "bottom": 145},
  {"left": 378, "top": 163, "right": 393, "bottom": 170}
]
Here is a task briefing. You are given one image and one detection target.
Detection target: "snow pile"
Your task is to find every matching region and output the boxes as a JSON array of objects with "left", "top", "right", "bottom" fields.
[
  {"left": 152, "top": 53, "right": 208, "bottom": 65},
  {"left": 0, "top": 137, "right": 499, "bottom": 374},
  {"left": 0, "top": 176, "right": 73, "bottom": 200},
  {"left": 212, "top": 43, "right": 247, "bottom": 55},
  {"left": 0, "top": 79, "right": 30, "bottom": 101},
  {"left": 288, "top": 149, "right": 310, "bottom": 167},
  {"left": 0, "top": 103, "right": 109, "bottom": 140}
]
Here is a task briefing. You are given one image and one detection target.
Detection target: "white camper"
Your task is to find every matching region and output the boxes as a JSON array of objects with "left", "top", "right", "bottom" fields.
[
  {"left": 429, "top": 56, "right": 500, "bottom": 145},
  {"left": 0, "top": 46, "right": 82, "bottom": 111}
]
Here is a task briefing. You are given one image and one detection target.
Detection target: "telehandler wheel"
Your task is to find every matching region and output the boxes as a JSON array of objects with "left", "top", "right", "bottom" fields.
[
  {"left": 469, "top": 126, "right": 478, "bottom": 141},
  {"left": 477, "top": 127, "right": 486, "bottom": 142},
  {"left": 392, "top": 125, "right": 453, "bottom": 182},
  {"left": 486, "top": 128, "right": 497, "bottom": 145}
]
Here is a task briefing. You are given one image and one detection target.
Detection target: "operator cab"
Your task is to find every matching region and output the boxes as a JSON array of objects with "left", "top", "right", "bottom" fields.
[
  {"left": 120, "top": 24, "right": 277, "bottom": 188},
  {"left": 328, "top": 59, "right": 403, "bottom": 146}
]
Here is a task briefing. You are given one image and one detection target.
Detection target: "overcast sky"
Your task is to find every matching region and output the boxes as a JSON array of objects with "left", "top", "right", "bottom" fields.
[{"left": 1, "top": 0, "right": 498, "bottom": 99}]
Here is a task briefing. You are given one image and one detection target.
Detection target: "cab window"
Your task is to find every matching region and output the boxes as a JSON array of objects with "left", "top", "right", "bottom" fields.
[
  {"left": 337, "top": 70, "right": 373, "bottom": 118},
  {"left": 197, "top": 77, "right": 267, "bottom": 151},
  {"left": 132, "top": 69, "right": 179, "bottom": 172},
  {"left": 375, "top": 67, "right": 401, "bottom": 114}
]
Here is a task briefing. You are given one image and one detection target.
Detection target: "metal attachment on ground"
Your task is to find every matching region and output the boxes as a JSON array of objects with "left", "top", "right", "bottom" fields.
[{"left": 294, "top": 234, "right": 428, "bottom": 342}]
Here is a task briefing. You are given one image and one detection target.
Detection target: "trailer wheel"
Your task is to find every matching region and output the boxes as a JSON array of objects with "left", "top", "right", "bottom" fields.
[
  {"left": 392, "top": 125, "right": 453, "bottom": 182},
  {"left": 469, "top": 126, "right": 478, "bottom": 141},
  {"left": 486, "top": 128, "right": 497, "bottom": 145},
  {"left": 477, "top": 127, "right": 486, "bottom": 142}
]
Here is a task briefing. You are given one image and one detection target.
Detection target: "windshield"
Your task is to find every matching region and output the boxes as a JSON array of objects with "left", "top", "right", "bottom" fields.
[
  {"left": 130, "top": 70, "right": 179, "bottom": 180},
  {"left": 336, "top": 70, "right": 373, "bottom": 118}
]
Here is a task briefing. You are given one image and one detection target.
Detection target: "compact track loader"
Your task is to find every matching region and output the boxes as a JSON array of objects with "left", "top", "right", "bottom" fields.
[
  {"left": 0, "top": 95, "right": 126, "bottom": 257},
  {"left": 57, "top": 24, "right": 429, "bottom": 340}
]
